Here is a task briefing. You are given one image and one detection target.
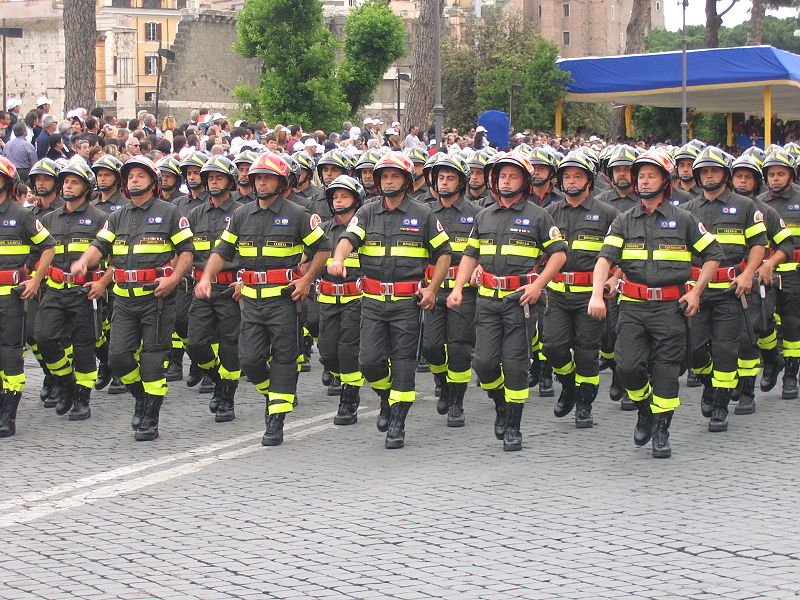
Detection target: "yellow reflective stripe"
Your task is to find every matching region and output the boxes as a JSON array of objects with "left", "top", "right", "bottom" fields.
[
  {"left": 744, "top": 221, "right": 767, "bottom": 239},
  {"left": 240, "top": 284, "right": 289, "bottom": 298},
  {"left": 773, "top": 228, "right": 792, "bottom": 245},
  {"left": 542, "top": 236, "right": 563, "bottom": 248},
  {"left": 31, "top": 227, "right": 51, "bottom": 245},
  {"left": 450, "top": 241, "right": 467, "bottom": 252},
  {"left": 693, "top": 231, "right": 715, "bottom": 252},
  {"left": 651, "top": 394, "right": 680, "bottom": 413},
  {"left": 467, "top": 237, "right": 479, "bottom": 250},
  {"left": 362, "top": 292, "right": 417, "bottom": 302},
  {"left": 478, "top": 244, "right": 497, "bottom": 255},
  {"left": 708, "top": 281, "right": 734, "bottom": 288},
  {"left": 97, "top": 228, "right": 115, "bottom": 243},
  {"left": 112, "top": 244, "right": 129, "bottom": 255},
  {"left": 347, "top": 224, "right": 366, "bottom": 240},
  {"left": 504, "top": 387, "right": 528, "bottom": 403},
  {"left": 262, "top": 244, "right": 303, "bottom": 257},
  {"left": 652, "top": 250, "right": 691, "bottom": 261},
  {"left": 388, "top": 389, "right": 415, "bottom": 404},
  {"left": 343, "top": 257, "right": 360, "bottom": 267},
  {"left": 53, "top": 245, "right": 65, "bottom": 254},
  {"left": 132, "top": 244, "right": 172, "bottom": 254},
  {"left": 0, "top": 245, "right": 30, "bottom": 255},
  {"left": 715, "top": 233, "right": 745, "bottom": 245},
  {"left": 171, "top": 227, "right": 193, "bottom": 245},
  {"left": 429, "top": 231, "right": 448, "bottom": 248},
  {"left": 603, "top": 234, "right": 624, "bottom": 248},
  {"left": 547, "top": 281, "right": 592, "bottom": 293},
  {"left": 112, "top": 284, "right": 154, "bottom": 297},
  {"left": 477, "top": 285, "right": 518, "bottom": 299},
  {"left": 316, "top": 292, "right": 361, "bottom": 304},
  {"left": 303, "top": 226, "right": 324, "bottom": 247},
  {"left": 390, "top": 246, "right": 429, "bottom": 258},
  {"left": 238, "top": 246, "right": 257, "bottom": 257},
  {"left": 621, "top": 249, "right": 648, "bottom": 260},
  {"left": 220, "top": 229, "right": 237, "bottom": 244},
  {"left": 777, "top": 262, "right": 799, "bottom": 271},
  {"left": 67, "top": 242, "right": 90, "bottom": 253},
  {"left": 360, "top": 246, "right": 386, "bottom": 257},
  {"left": 787, "top": 225, "right": 800, "bottom": 237},
  {"left": 193, "top": 240, "right": 211, "bottom": 251},
  {"left": 570, "top": 240, "right": 603, "bottom": 252},
  {"left": 500, "top": 244, "right": 541, "bottom": 258}
]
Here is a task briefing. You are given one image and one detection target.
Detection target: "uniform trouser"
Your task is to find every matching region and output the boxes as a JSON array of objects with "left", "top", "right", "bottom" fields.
[
  {"left": 171, "top": 284, "right": 193, "bottom": 352},
  {"left": 737, "top": 285, "right": 777, "bottom": 376},
  {"left": 109, "top": 294, "right": 176, "bottom": 397},
  {"left": 25, "top": 294, "right": 43, "bottom": 363},
  {"left": 34, "top": 287, "right": 97, "bottom": 390},
  {"left": 359, "top": 297, "right": 419, "bottom": 405},
  {"left": 472, "top": 295, "right": 532, "bottom": 404},
  {"left": 239, "top": 296, "right": 299, "bottom": 414},
  {"left": 532, "top": 301, "right": 545, "bottom": 358},
  {"left": 777, "top": 271, "right": 800, "bottom": 358},
  {"left": 318, "top": 298, "right": 363, "bottom": 386},
  {"left": 0, "top": 294, "right": 25, "bottom": 392},
  {"left": 615, "top": 300, "right": 684, "bottom": 413},
  {"left": 542, "top": 290, "right": 602, "bottom": 385},
  {"left": 421, "top": 288, "right": 476, "bottom": 385},
  {"left": 690, "top": 289, "right": 741, "bottom": 389},
  {"left": 600, "top": 298, "right": 619, "bottom": 361},
  {"left": 304, "top": 291, "right": 320, "bottom": 340},
  {"left": 185, "top": 285, "right": 241, "bottom": 381}
]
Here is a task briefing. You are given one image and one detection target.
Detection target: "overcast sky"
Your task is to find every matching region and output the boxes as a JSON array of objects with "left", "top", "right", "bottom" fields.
[{"left": 662, "top": 0, "right": 798, "bottom": 32}]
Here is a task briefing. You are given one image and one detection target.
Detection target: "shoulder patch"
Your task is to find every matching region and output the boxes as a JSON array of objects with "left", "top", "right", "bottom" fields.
[
  {"left": 35, "top": 219, "right": 43, "bottom": 232},
  {"left": 310, "top": 213, "right": 322, "bottom": 229},
  {"left": 349, "top": 216, "right": 358, "bottom": 227},
  {"left": 754, "top": 210, "right": 763, "bottom": 223},
  {"left": 436, "top": 219, "right": 444, "bottom": 232},
  {"left": 698, "top": 222, "right": 707, "bottom": 234},
  {"left": 103, "top": 220, "right": 109, "bottom": 230},
  {"left": 548, "top": 225, "right": 561, "bottom": 240},
  {"left": 179, "top": 216, "right": 190, "bottom": 229},
  {"left": 780, "top": 218, "right": 787, "bottom": 228}
]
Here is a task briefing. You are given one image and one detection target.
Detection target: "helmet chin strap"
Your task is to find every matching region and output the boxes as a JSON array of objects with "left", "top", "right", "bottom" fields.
[
  {"left": 468, "top": 182, "right": 484, "bottom": 190},
  {"left": 678, "top": 175, "right": 694, "bottom": 182},
  {"left": 383, "top": 188, "right": 404, "bottom": 198},
  {"left": 499, "top": 187, "right": 524, "bottom": 199},
  {"left": 208, "top": 188, "right": 228, "bottom": 197},
  {"left": 128, "top": 181, "right": 154, "bottom": 197},
  {"left": 256, "top": 190, "right": 281, "bottom": 201},
  {"left": 701, "top": 180, "right": 726, "bottom": 192},
  {"left": 637, "top": 180, "right": 667, "bottom": 200},
  {"left": 333, "top": 203, "right": 356, "bottom": 215},
  {"left": 34, "top": 186, "right": 56, "bottom": 197},
  {"left": 438, "top": 189, "right": 458, "bottom": 199},
  {"left": 770, "top": 184, "right": 789, "bottom": 196},
  {"left": 614, "top": 180, "right": 632, "bottom": 190},
  {"left": 734, "top": 186, "right": 755, "bottom": 196},
  {"left": 187, "top": 182, "right": 202, "bottom": 190}
]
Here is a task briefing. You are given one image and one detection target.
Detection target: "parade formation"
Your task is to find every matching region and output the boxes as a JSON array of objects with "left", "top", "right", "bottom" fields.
[{"left": 1, "top": 108, "right": 798, "bottom": 461}]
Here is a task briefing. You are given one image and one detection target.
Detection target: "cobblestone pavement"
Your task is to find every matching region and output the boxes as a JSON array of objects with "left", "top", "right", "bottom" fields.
[{"left": 1, "top": 353, "right": 798, "bottom": 600}]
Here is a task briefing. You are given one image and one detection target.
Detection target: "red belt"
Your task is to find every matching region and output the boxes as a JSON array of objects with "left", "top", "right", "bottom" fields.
[
  {"left": 47, "top": 267, "right": 104, "bottom": 284},
  {"left": 237, "top": 268, "right": 298, "bottom": 285},
  {"left": 479, "top": 270, "right": 538, "bottom": 290},
  {"left": 0, "top": 269, "right": 23, "bottom": 285},
  {"left": 358, "top": 277, "right": 420, "bottom": 297},
  {"left": 113, "top": 265, "right": 174, "bottom": 283},
  {"left": 424, "top": 265, "right": 459, "bottom": 281},
  {"left": 194, "top": 269, "right": 236, "bottom": 284},
  {"left": 617, "top": 279, "right": 687, "bottom": 301},
  {"left": 552, "top": 271, "right": 593, "bottom": 285},
  {"left": 316, "top": 280, "right": 361, "bottom": 296},
  {"left": 794, "top": 249, "right": 800, "bottom": 262},
  {"left": 690, "top": 261, "right": 745, "bottom": 283}
]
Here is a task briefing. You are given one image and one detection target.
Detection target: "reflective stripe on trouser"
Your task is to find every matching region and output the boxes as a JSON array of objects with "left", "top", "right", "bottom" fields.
[
  {"left": 239, "top": 296, "right": 299, "bottom": 415},
  {"left": 472, "top": 295, "right": 531, "bottom": 404},
  {"left": 34, "top": 287, "right": 98, "bottom": 389},
  {"left": 737, "top": 288, "right": 773, "bottom": 376},
  {"left": 172, "top": 284, "right": 193, "bottom": 348},
  {"left": 600, "top": 297, "right": 619, "bottom": 360},
  {"left": 109, "top": 294, "right": 176, "bottom": 397},
  {"left": 186, "top": 285, "right": 242, "bottom": 381},
  {"left": 359, "top": 297, "right": 419, "bottom": 405},
  {"left": 542, "top": 289, "right": 602, "bottom": 386},
  {"left": 689, "top": 289, "right": 741, "bottom": 389},
  {"left": 615, "top": 301, "right": 683, "bottom": 414},
  {"left": 421, "top": 288, "right": 476, "bottom": 384},
  {"left": 0, "top": 294, "right": 25, "bottom": 392},
  {"left": 778, "top": 272, "right": 800, "bottom": 357},
  {"left": 318, "top": 298, "right": 364, "bottom": 387}
]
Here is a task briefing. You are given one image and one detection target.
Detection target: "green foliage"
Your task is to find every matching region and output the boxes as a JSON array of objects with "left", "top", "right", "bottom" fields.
[
  {"left": 339, "top": 1, "right": 406, "bottom": 117},
  {"left": 693, "top": 113, "right": 728, "bottom": 144},
  {"left": 645, "top": 16, "right": 800, "bottom": 53},
  {"left": 633, "top": 106, "right": 682, "bottom": 142},
  {"left": 441, "top": 41, "right": 479, "bottom": 133},
  {"left": 563, "top": 102, "right": 612, "bottom": 137}
]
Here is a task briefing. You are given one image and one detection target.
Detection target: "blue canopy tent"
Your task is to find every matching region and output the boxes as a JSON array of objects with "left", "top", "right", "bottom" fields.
[{"left": 555, "top": 45, "right": 800, "bottom": 145}]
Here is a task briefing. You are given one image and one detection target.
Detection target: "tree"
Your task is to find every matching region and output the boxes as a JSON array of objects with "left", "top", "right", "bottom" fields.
[
  {"left": 339, "top": 1, "right": 406, "bottom": 117},
  {"left": 705, "top": 0, "right": 738, "bottom": 48},
  {"left": 613, "top": 0, "right": 652, "bottom": 137},
  {"left": 233, "top": 0, "right": 348, "bottom": 130},
  {"left": 748, "top": 0, "right": 799, "bottom": 45},
  {"left": 403, "top": 0, "right": 438, "bottom": 133},
  {"left": 63, "top": 0, "right": 96, "bottom": 114},
  {"left": 440, "top": 41, "right": 478, "bottom": 133}
]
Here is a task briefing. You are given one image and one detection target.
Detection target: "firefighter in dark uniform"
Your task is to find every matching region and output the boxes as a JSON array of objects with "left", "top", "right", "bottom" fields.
[
  {"left": 196, "top": 152, "right": 330, "bottom": 446},
  {"left": 71, "top": 156, "right": 194, "bottom": 441},
  {"left": 673, "top": 144, "right": 703, "bottom": 200},
  {"left": 317, "top": 175, "right": 366, "bottom": 425},
  {"left": 758, "top": 150, "right": 800, "bottom": 399},
  {"left": 465, "top": 148, "right": 495, "bottom": 207},
  {"left": 354, "top": 148, "right": 385, "bottom": 201},
  {"left": 185, "top": 156, "right": 242, "bottom": 422},
  {"left": 405, "top": 147, "right": 430, "bottom": 203},
  {"left": 156, "top": 156, "right": 184, "bottom": 204},
  {"left": 166, "top": 151, "right": 209, "bottom": 388},
  {"left": 421, "top": 154, "right": 480, "bottom": 427},
  {"left": 329, "top": 151, "right": 452, "bottom": 449},
  {"left": 0, "top": 157, "right": 56, "bottom": 438},
  {"left": 589, "top": 152, "right": 724, "bottom": 458},
  {"left": 730, "top": 153, "right": 792, "bottom": 414},
  {"left": 315, "top": 150, "right": 348, "bottom": 219},
  {"left": 281, "top": 154, "right": 313, "bottom": 211},
  {"left": 293, "top": 152, "right": 325, "bottom": 209},
  {"left": 545, "top": 151, "right": 618, "bottom": 428},
  {"left": 448, "top": 152, "right": 567, "bottom": 451},
  {"left": 232, "top": 150, "right": 258, "bottom": 203},
  {"left": 27, "top": 158, "right": 65, "bottom": 408},
  {"left": 37, "top": 163, "right": 107, "bottom": 421}
]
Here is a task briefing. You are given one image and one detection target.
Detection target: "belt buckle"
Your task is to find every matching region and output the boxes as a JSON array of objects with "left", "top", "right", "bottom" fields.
[
  {"left": 493, "top": 276, "right": 507, "bottom": 290},
  {"left": 124, "top": 269, "right": 139, "bottom": 283},
  {"left": 255, "top": 271, "right": 268, "bottom": 285},
  {"left": 380, "top": 281, "right": 395, "bottom": 296},
  {"left": 725, "top": 266, "right": 737, "bottom": 281},
  {"left": 563, "top": 272, "right": 575, "bottom": 285},
  {"left": 333, "top": 283, "right": 344, "bottom": 296},
  {"left": 645, "top": 287, "right": 663, "bottom": 301},
  {"left": 63, "top": 273, "right": 75, "bottom": 284},
  {"left": 284, "top": 268, "right": 294, "bottom": 283},
  {"left": 314, "top": 279, "right": 322, "bottom": 294}
]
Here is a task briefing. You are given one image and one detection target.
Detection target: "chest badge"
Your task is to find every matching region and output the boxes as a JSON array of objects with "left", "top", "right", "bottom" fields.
[
  {"left": 148, "top": 216, "right": 163, "bottom": 224},
  {"left": 274, "top": 218, "right": 290, "bottom": 226},
  {"left": 721, "top": 206, "right": 737, "bottom": 215},
  {"left": 660, "top": 220, "right": 677, "bottom": 229}
]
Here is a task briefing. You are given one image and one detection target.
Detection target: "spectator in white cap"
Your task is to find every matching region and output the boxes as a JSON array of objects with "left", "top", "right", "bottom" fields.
[
  {"left": 474, "top": 125, "right": 489, "bottom": 149},
  {"left": 383, "top": 128, "right": 399, "bottom": 148},
  {"left": 348, "top": 126, "right": 361, "bottom": 142},
  {"left": 36, "top": 96, "right": 52, "bottom": 113},
  {"left": 302, "top": 136, "right": 318, "bottom": 158},
  {"left": 404, "top": 124, "right": 420, "bottom": 150},
  {"left": 362, "top": 118, "right": 373, "bottom": 141}
]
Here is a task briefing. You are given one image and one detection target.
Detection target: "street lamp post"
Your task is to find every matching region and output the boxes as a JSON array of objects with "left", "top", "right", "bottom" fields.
[
  {"left": 396, "top": 71, "right": 410, "bottom": 126},
  {"left": 508, "top": 82, "right": 522, "bottom": 134},
  {"left": 154, "top": 47, "right": 175, "bottom": 122},
  {"left": 680, "top": 0, "right": 688, "bottom": 144},
  {"left": 433, "top": 0, "right": 444, "bottom": 152}
]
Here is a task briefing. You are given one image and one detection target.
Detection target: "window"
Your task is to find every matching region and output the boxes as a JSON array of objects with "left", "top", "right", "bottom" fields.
[
  {"left": 141, "top": 0, "right": 162, "bottom": 8},
  {"left": 563, "top": 31, "right": 570, "bottom": 46},
  {"left": 176, "top": 0, "right": 186, "bottom": 7},
  {"left": 655, "top": 1, "right": 661, "bottom": 10},
  {"left": 144, "top": 54, "right": 160, "bottom": 76},
  {"left": 610, "top": 4, "right": 615, "bottom": 20},
  {"left": 145, "top": 22, "right": 162, "bottom": 41},
  {"left": 538, "top": 4, "right": 542, "bottom": 18},
  {"left": 144, "top": 91, "right": 156, "bottom": 101},
  {"left": 111, "top": 0, "right": 131, "bottom": 6},
  {"left": 563, "top": 3, "right": 569, "bottom": 17}
]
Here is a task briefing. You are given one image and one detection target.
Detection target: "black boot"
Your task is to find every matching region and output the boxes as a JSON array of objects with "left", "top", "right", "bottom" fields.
[
  {"left": 488, "top": 388, "right": 506, "bottom": 440},
  {"left": 376, "top": 389, "right": 390, "bottom": 432},
  {"left": 686, "top": 371, "right": 701, "bottom": 387},
  {"left": 434, "top": 372, "right": 449, "bottom": 415},
  {"left": 165, "top": 348, "right": 184, "bottom": 382},
  {"left": 261, "top": 410, "right": 286, "bottom": 446},
  {"left": 528, "top": 354, "right": 541, "bottom": 388},
  {"left": 633, "top": 399, "right": 655, "bottom": 446},
  {"left": 321, "top": 369, "right": 333, "bottom": 387},
  {"left": 327, "top": 376, "right": 342, "bottom": 397},
  {"left": 697, "top": 374, "right": 714, "bottom": 418},
  {"left": 199, "top": 374, "right": 215, "bottom": 394},
  {"left": 553, "top": 372, "right": 576, "bottom": 418},
  {"left": 334, "top": 384, "right": 360, "bottom": 426},
  {"left": 108, "top": 377, "right": 127, "bottom": 395},
  {"left": 416, "top": 359, "right": 430, "bottom": 373},
  {"left": 609, "top": 364, "right": 624, "bottom": 402},
  {"left": 385, "top": 401, "right": 411, "bottom": 449},
  {"left": 734, "top": 376, "right": 756, "bottom": 415},
  {"left": 447, "top": 382, "right": 467, "bottom": 427},
  {"left": 40, "top": 372, "right": 53, "bottom": 404},
  {"left": 651, "top": 410, "right": 673, "bottom": 458},
  {"left": 69, "top": 385, "right": 92, "bottom": 421},
  {"left": 708, "top": 388, "right": 730, "bottom": 432},
  {"left": 619, "top": 394, "right": 636, "bottom": 411},
  {"left": 503, "top": 402, "right": 524, "bottom": 452},
  {"left": 759, "top": 347, "right": 782, "bottom": 392},
  {"left": 538, "top": 362, "right": 554, "bottom": 397},
  {"left": 300, "top": 337, "right": 312, "bottom": 372},
  {"left": 0, "top": 391, "right": 21, "bottom": 438},
  {"left": 574, "top": 383, "right": 596, "bottom": 429},
  {"left": 94, "top": 345, "right": 112, "bottom": 391},
  {"left": 54, "top": 374, "right": 76, "bottom": 416},
  {"left": 127, "top": 381, "right": 146, "bottom": 430},
  {"left": 215, "top": 381, "right": 238, "bottom": 423},
  {"left": 208, "top": 380, "right": 223, "bottom": 413},
  {"left": 134, "top": 394, "right": 163, "bottom": 441},
  {"left": 781, "top": 358, "right": 798, "bottom": 399},
  {"left": 598, "top": 355, "right": 613, "bottom": 372},
  {"left": 185, "top": 361, "right": 203, "bottom": 388}
]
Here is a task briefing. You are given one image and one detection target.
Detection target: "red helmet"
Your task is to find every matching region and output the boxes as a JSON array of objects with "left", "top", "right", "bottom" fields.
[
  {"left": 631, "top": 151, "right": 674, "bottom": 199},
  {"left": 489, "top": 152, "right": 534, "bottom": 199},
  {"left": 373, "top": 151, "right": 415, "bottom": 197},
  {"left": 0, "top": 156, "right": 20, "bottom": 196},
  {"left": 120, "top": 156, "right": 160, "bottom": 199},
  {"left": 248, "top": 152, "right": 290, "bottom": 200}
]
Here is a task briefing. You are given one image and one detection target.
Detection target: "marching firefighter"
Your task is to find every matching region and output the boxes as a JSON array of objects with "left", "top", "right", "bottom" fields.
[{"left": 156, "top": 156, "right": 184, "bottom": 204}]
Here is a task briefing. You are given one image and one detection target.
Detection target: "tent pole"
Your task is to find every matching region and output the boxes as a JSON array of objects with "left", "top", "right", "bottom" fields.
[
  {"left": 727, "top": 114, "right": 733, "bottom": 148},
  {"left": 555, "top": 98, "right": 563, "bottom": 137},
  {"left": 624, "top": 105, "right": 632, "bottom": 137},
  {"left": 764, "top": 86, "right": 772, "bottom": 147}
]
